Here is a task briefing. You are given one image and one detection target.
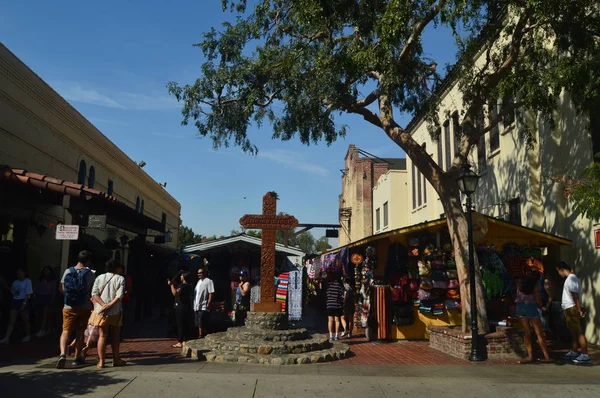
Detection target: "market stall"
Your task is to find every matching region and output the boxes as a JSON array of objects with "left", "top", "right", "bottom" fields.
[{"left": 319, "top": 213, "right": 572, "bottom": 340}]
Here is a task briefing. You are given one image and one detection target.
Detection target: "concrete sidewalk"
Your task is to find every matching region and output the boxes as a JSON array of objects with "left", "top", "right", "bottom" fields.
[{"left": 1, "top": 359, "right": 599, "bottom": 398}]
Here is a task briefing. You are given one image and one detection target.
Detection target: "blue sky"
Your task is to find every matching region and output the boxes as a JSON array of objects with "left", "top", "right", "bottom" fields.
[{"left": 0, "top": 0, "right": 458, "bottom": 240}]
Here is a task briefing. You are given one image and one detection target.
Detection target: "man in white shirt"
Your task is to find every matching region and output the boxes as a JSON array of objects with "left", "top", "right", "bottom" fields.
[
  {"left": 557, "top": 261, "right": 590, "bottom": 364},
  {"left": 193, "top": 267, "right": 214, "bottom": 338}
]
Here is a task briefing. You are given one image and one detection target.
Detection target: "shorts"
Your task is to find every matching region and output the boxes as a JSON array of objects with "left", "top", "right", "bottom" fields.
[
  {"left": 516, "top": 302, "right": 540, "bottom": 319},
  {"left": 563, "top": 307, "right": 582, "bottom": 334},
  {"left": 327, "top": 308, "right": 343, "bottom": 317},
  {"left": 11, "top": 299, "right": 29, "bottom": 312},
  {"left": 194, "top": 310, "right": 209, "bottom": 328},
  {"left": 62, "top": 308, "right": 91, "bottom": 331}
]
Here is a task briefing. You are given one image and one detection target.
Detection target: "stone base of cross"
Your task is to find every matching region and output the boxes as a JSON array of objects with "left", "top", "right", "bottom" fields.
[{"left": 240, "top": 192, "right": 298, "bottom": 312}]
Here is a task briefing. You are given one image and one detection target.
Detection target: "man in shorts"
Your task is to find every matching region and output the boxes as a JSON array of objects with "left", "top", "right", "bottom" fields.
[
  {"left": 57, "top": 250, "right": 95, "bottom": 369},
  {"left": 193, "top": 267, "right": 214, "bottom": 338},
  {"left": 557, "top": 261, "right": 591, "bottom": 364}
]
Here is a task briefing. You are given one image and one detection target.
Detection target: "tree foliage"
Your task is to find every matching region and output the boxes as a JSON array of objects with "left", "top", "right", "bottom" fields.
[
  {"left": 560, "top": 154, "right": 600, "bottom": 221},
  {"left": 178, "top": 224, "right": 203, "bottom": 247}
]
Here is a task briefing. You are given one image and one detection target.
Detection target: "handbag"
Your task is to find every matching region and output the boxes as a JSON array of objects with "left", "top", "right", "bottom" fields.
[{"left": 85, "top": 273, "right": 116, "bottom": 345}]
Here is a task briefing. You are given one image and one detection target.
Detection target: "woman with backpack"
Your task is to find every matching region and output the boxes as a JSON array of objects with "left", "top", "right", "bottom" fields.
[{"left": 0, "top": 268, "right": 33, "bottom": 344}]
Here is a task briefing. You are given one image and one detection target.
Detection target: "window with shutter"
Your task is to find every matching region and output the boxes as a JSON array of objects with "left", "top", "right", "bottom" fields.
[
  {"left": 417, "top": 168, "right": 422, "bottom": 207},
  {"left": 436, "top": 127, "right": 443, "bottom": 168},
  {"left": 452, "top": 112, "right": 461, "bottom": 157},
  {"left": 444, "top": 120, "right": 451, "bottom": 170},
  {"left": 422, "top": 174, "right": 427, "bottom": 204},
  {"left": 376, "top": 208, "right": 381, "bottom": 231},
  {"left": 478, "top": 135, "right": 486, "bottom": 172},
  {"left": 489, "top": 101, "right": 500, "bottom": 152},
  {"left": 502, "top": 96, "right": 515, "bottom": 128},
  {"left": 412, "top": 163, "right": 417, "bottom": 209}
]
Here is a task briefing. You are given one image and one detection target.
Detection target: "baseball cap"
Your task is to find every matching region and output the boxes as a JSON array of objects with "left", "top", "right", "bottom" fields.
[{"left": 239, "top": 270, "right": 249, "bottom": 276}]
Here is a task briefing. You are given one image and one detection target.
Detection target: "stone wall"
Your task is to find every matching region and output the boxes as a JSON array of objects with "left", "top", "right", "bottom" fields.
[{"left": 429, "top": 326, "right": 526, "bottom": 360}]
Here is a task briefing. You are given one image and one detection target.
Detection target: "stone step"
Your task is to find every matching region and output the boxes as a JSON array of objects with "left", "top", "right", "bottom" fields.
[
  {"left": 212, "top": 327, "right": 310, "bottom": 342},
  {"left": 204, "top": 334, "right": 331, "bottom": 355},
  {"left": 182, "top": 340, "right": 351, "bottom": 365}
]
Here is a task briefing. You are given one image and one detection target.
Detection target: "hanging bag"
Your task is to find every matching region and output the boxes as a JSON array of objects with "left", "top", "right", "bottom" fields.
[{"left": 84, "top": 273, "right": 115, "bottom": 346}]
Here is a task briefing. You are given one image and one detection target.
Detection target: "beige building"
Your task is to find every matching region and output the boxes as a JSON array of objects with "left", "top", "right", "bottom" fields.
[
  {"left": 372, "top": 169, "right": 409, "bottom": 234},
  {"left": 395, "top": 44, "right": 600, "bottom": 344},
  {"left": 0, "top": 43, "right": 181, "bottom": 282},
  {"left": 338, "top": 145, "right": 406, "bottom": 246}
]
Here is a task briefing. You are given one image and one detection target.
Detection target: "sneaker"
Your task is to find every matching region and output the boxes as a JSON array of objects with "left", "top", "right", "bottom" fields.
[
  {"left": 334, "top": 337, "right": 340, "bottom": 341},
  {"left": 572, "top": 354, "right": 592, "bottom": 365},
  {"left": 21, "top": 336, "right": 30, "bottom": 343},
  {"left": 564, "top": 350, "right": 579, "bottom": 359},
  {"left": 56, "top": 355, "right": 67, "bottom": 369},
  {"left": 0, "top": 338, "right": 8, "bottom": 344},
  {"left": 341, "top": 331, "right": 347, "bottom": 337},
  {"left": 329, "top": 337, "right": 334, "bottom": 342},
  {"left": 72, "top": 358, "right": 86, "bottom": 366}
]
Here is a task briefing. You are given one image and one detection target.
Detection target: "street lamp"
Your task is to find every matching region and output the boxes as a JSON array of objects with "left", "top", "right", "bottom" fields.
[{"left": 456, "top": 163, "right": 485, "bottom": 362}]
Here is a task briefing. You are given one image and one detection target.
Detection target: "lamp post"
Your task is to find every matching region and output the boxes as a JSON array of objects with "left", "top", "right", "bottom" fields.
[{"left": 456, "top": 163, "right": 485, "bottom": 362}]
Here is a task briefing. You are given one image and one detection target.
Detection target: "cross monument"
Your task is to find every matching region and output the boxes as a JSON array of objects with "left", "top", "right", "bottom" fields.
[{"left": 240, "top": 192, "right": 298, "bottom": 312}]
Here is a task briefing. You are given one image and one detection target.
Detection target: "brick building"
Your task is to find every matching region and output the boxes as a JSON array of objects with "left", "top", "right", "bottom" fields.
[{"left": 338, "top": 145, "right": 406, "bottom": 246}]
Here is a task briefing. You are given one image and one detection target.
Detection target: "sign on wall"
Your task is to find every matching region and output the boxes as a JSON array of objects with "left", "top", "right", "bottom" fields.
[
  {"left": 88, "top": 215, "right": 107, "bottom": 229},
  {"left": 56, "top": 225, "right": 80, "bottom": 240},
  {"left": 595, "top": 229, "right": 600, "bottom": 249}
]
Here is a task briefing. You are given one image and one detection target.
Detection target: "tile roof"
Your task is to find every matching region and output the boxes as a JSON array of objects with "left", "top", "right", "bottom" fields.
[{"left": 0, "top": 165, "right": 117, "bottom": 202}]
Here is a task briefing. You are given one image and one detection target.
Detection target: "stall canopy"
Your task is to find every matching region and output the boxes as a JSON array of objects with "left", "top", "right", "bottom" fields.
[
  {"left": 324, "top": 213, "right": 571, "bottom": 255},
  {"left": 183, "top": 234, "right": 304, "bottom": 258}
]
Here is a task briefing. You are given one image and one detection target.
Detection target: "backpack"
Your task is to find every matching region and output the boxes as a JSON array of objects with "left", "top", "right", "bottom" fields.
[{"left": 64, "top": 267, "right": 90, "bottom": 307}]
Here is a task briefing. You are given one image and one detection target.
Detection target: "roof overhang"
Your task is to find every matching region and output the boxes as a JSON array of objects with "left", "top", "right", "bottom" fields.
[
  {"left": 324, "top": 213, "right": 572, "bottom": 254},
  {"left": 183, "top": 234, "right": 305, "bottom": 257}
]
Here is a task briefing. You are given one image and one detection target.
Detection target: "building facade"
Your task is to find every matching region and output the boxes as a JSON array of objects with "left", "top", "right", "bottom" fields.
[
  {"left": 0, "top": 44, "right": 181, "bottom": 283},
  {"left": 372, "top": 169, "right": 409, "bottom": 234},
  {"left": 338, "top": 145, "right": 406, "bottom": 246}
]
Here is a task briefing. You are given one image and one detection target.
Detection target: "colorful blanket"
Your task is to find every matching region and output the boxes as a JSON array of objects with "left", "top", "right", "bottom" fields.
[
  {"left": 288, "top": 270, "right": 303, "bottom": 321},
  {"left": 276, "top": 272, "right": 290, "bottom": 312}
]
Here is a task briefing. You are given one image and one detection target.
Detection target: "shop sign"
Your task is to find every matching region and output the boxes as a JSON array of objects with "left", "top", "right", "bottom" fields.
[
  {"left": 88, "top": 215, "right": 107, "bottom": 229},
  {"left": 146, "top": 229, "right": 165, "bottom": 237},
  {"left": 56, "top": 225, "right": 80, "bottom": 240},
  {"left": 595, "top": 229, "right": 600, "bottom": 249}
]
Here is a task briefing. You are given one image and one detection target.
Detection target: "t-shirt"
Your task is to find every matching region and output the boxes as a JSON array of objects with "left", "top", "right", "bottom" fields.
[
  {"left": 36, "top": 279, "right": 56, "bottom": 297},
  {"left": 175, "top": 283, "right": 193, "bottom": 311},
  {"left": 91, "top": 272, "right": 125, "bottom": 316},
  {"left": 11, "top": 279, "right": 33, "bottom": 300},
  {"left": 561, "top": 274, "right": 581, "bottom": 310},
  {"left": 193, "top": 278, "right": 215, "bottom": 311},
  {"left": 325, "top": 280, "right": 344, "bottom": 309},
  {"left": 61, "top": 266, "right": 96, "bottom": 309}
]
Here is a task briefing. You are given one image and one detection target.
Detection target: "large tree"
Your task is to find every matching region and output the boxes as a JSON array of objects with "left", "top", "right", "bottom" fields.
[
  {"left": 169, "top": 0, "right": 600, "bottom": 331},
  {"left": 178, "top": 224, "right": 203, "bottom": 248}
]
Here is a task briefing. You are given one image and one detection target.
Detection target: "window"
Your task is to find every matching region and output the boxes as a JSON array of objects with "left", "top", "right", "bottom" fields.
[
  {"left": 161, "top": 212, "right": 167, "bottom": 227},
  {"left": 477, "top": 135, "right": 487, "bottom": 172},
  {"left": 591, "top": 90, "right": 600, "bottom": 161},
  {"left": 444, "top": 120, "right": 451, "bottom": 170},
  {"left": 422, "top": 174, "right": 427, "bottom": 204},
  {"left": 412, "top": 162, "right": 417, "bottom": 209},
  {"left": 376, "top": 208, "right": 381, "bottom": 231},
  {"left": 77, "top": 160, "right": 86, "bottom": 185},
  {"left": 508, "top": 198, "right": 521, "bottom": 226},
  {"left": 383, "top": 202, "right": 388, "bottom": 228},
  {"left": 417, "top": 167, "right": 422, "bottom": 207},
  {"left": 88, "top": 166, "right": 95, "bottom": 189},
  {"left": 452, "top": 112, "right": 461, "bottom": 156},
  {"left": 502, "top": 96, "right": 515, "bottom": 128},
  {"left": 135, "top": 197, "right": 140, "bottom": 212},
  {"left": 107, "top": 179, "right": 114, "bottom": 196},
  {"left": 140, "top": 200, "right": 145, "bottom": 215},
  {"left": 436, "top": 127, "right": 443, "bottom": 168},
  {"left": 489, "top": 101, "right": 500, "bottom": 152}
]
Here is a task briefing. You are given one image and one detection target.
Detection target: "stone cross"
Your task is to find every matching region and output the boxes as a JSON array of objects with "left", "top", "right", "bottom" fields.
[{"left": 240, "top": 192, "right": 298, "bottom": 312}]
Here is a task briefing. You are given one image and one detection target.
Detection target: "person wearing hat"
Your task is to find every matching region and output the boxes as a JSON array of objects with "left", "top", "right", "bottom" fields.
[{"left": 235, "top": 270, "right": 251, "bottom": 326}]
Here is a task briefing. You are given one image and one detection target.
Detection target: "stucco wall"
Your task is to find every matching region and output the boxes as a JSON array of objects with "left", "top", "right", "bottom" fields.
[{"left": 373, "top": 170, "right": 409, "bottom": 233}]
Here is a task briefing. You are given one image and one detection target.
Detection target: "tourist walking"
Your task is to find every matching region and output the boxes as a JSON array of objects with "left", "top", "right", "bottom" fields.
[
  {"left": 193, "top": 267, "right": 214, "bottom": 338},
  {"left": 56, "top": 250, "right": 96, "bottom": 369},
  {"left": 324, "top": 269, "right": 344, "bottom": 341},
  {"left": 235, "top": 270, "right": 251, "bottom": 326},
  {"left": 341, "top": 277, "right": 354, "bottom": 338},
  {"left": 89, "top": 260, "right": 126, "bottom": 368},
  {"left": 0, "top": 268, "right": 33, "bottom": 344},
  {"left": 557, "top": 262, "right": 591, "bottom": 364},
  {"left": 515, "top": 270, "right": 552, "bottom": 364},
  {"left": 35, "top": 266, "right": 56, "bottom": 337},
  {"left": 168, "top": 271, "right": 194, "bottom": 348}
]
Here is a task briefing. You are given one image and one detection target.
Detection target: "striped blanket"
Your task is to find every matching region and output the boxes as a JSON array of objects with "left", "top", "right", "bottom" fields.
[{"left": 276, "top": 272, "right": 290, "bottom": 312}]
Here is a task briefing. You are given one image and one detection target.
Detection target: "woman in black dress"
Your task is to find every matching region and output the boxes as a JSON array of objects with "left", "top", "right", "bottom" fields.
[{"left": 168, "top": 271, "right": 193, "bottom": 348}]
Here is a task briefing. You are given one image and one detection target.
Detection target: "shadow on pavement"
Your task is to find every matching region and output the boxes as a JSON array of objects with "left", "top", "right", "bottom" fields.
[{"left": 0, "top": 370, "right": 129, "bottom": 397}]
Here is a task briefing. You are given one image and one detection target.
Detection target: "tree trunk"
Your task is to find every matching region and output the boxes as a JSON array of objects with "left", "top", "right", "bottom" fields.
[{"left": 439, "top": 189, "right": 489, "bottom": 334}]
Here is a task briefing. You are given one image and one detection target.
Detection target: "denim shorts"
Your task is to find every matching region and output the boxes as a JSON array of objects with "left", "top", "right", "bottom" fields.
[{"left": 516, "top": 302, "right": 540, "bottom": 319}]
